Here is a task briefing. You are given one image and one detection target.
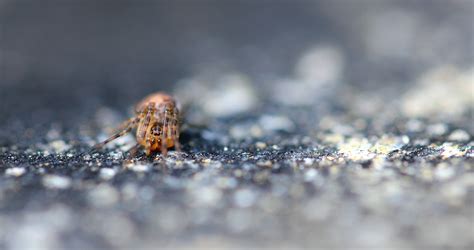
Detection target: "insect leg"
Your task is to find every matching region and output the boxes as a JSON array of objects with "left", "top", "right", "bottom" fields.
[
  {"left": 126, "top": 143, "right": 141, "bottom": 160},
  {"left": 94, "top": 126, "right": 133, "bottom": 149},
  {"left": 160, "top": 105, "right": 168, "bottom": 156},
  {"left": 136, "top": 103, "right": 154, "bottom": 143},
  {"left": 173, "top": 106, "right": 181, "bottom": 152},
  {"left": 113, "top": 117, "right": 139, "bottom": 134},
  {"left": 145, "top": 132, "right": 154, "bottom": 156},
  {"left": 94, "top": 117, "right": 140, "bottom": 149}
]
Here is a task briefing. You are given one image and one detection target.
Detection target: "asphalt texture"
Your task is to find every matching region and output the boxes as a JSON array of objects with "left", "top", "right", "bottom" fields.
[{"left": 0, "top": 1, "right": 473, "bottom": 249}]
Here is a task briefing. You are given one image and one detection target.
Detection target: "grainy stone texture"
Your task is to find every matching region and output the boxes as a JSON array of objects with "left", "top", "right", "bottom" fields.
[{"left": 0, "top": 1, "right": 473, "bottom": 249}]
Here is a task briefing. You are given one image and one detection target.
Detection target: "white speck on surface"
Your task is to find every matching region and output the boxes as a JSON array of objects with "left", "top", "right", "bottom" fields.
[
  {"left": 338, "top": 135, "right": 410, "bottom": 162},
  {"left": 401, "top": 66, "right": 474, "bottom": 118},
  {"left": 121, "top": 183, "right": 138, "bottom": 201},
  {"left": 215, "top": 177, "right": 238, "bottom": 190},
  {"left": 371, "top": 135, "right": 408, "bottom": 154},
  {"left": 46, "top": 128, "right": 61, "bottom": 140},
  {"left": 435, "top": 163, "right": 455, "bottom": 180},
  {"left": 427, "top": 123, "right": 448, "bottom": 136},
  {"left": 255, "top": 141, "right": 267, "bottom": 149},
  {"left": 258, "top": 115, "right": 295, "bottom": 133},
  {"left": 42, "top": 175, "right": 71, "bottom": 189},
  {"left": 234, "top": 188, "right": 257, "bottom": 208},
  {"left": 303, "top": 158, "right": 315, "bottom": 166},
  {"left": 338, "top": 137, "right": 375, "bottom": 161},
  {"left": 256, "top": 160, "right": 272, "bottom": 168},
  {"left": 48, "top": 140, "right": 71, "bottom": 153},
  {"left": 304, "top": 168, "right": 318, "bottom": 181},
  {"left": 201, "top": 158, "right": 212, "bottom": 164},
  {"left": 88, "top": 184, "right": 119, "bottom": 207},
  {"left": 5, "top": 167, "right": 26, "bottom": 177},
  {"left": 99, "top": 168, "right": 117, "bottom": 180},
  {"left": 126, "top": 163, "right": 150, "bottom": 172},
  {"left": 406, "top": 119, "right": 424, "bottom": 132},
  {"left": 8, "top": 223, "right": 59, "bottom": 250},
  {"left": 108, "top": 151, "right": 123, "bottom": 160},
  {"left": 190, "top": 186, "right": 222, "bottom": 207},
  {"left": 448, "top": 129, "right": 470, "bottom": 142}
]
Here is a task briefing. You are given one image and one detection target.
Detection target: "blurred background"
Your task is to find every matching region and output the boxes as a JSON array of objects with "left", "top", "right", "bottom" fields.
[
  {"left": 0, "top": 0, "right": 473, "bottom": 249},
  {"left": 1, "top": 0, "right": 472, "bottom": 122}
]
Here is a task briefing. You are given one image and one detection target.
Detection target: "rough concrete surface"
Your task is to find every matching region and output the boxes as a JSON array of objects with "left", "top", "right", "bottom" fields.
[{"left": 0, "top": 1, "right": 473, "bottom": 249}]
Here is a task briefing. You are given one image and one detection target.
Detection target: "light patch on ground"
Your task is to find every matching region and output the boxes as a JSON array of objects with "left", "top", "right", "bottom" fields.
[
  {"left": 401, "top": 66, "right": 473, "bottom": 118},
  {"left": 338, "top": 136, "right": 409, "bottom": 161},
  {"left": 5, "top": 167, "right": 26, "bottom": 177},
  {"left": 42, "top": 175, "right": 72, "bottom": 189}
]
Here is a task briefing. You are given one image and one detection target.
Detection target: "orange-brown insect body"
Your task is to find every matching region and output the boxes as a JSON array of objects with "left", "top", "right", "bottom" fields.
[{"left": 95, "top": 92, "right": 180, "bottom": 156}]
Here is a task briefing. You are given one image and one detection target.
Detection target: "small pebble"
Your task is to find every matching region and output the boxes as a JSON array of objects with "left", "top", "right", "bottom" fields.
[
  {"left": 258, "top": 115, "right": 295, "bottom": 133},
  {"left": 427, "top": 123, "right": 448, "bottom": 137},
  {"left": 435, "top": 163, "right": 455, "bottom": 180},
  {"left": 99, "top": 168, "right": 117, "bottom": 180},
  {"left": 255, "top": 142, "right": 267, "bottom": 149},
  {"left": 42, "top": 175, "right": 72, "bottom": 189},
  {"left": 406, "top": 119, "right": 424, "bottom": 132},
  {"left": 304, "top": 169, "right": 318, "bottom": 181},
  {"left": 88, "top": 184, "right": 119, "bottom": 207},
  {"left": 190, "top": 187, "right": 222, "bottom": 207},
  {"left": 448, "top": 129, "right": 470, "bottom": 142},
  {"left": 108, "top": 151, "right": 123, "bottom": 160},
  {"left": 216, "top": 177, "right": 238, "bottom": 189},
  {"left": 257, "top": 160, "right": 273, "bottom": 168},
  {"left": 49, "top": 140, "right": 71, "bottom": 153},
  {"left": 127, "top": 164, "right": 150, "bottom": 172},
  {"left": 5, "top": 167, "right": 26, "bottom": 177},
  {"left": 303, "top": 158, "right": 314, "bottom": 166}
]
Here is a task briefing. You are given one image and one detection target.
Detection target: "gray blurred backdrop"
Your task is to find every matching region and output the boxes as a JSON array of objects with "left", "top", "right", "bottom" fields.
[{"left": 1, "top": 0, "right": 472, "bottom": 121}]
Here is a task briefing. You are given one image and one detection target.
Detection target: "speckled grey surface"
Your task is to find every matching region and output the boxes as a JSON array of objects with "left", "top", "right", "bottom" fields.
[{"left": 0, "top": 1, "right": 473, "bottom": 249}]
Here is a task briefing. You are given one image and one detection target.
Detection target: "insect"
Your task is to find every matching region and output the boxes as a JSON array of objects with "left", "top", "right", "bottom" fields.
[{"left": 94, "top": 92, "right": 181, "bottom": 156}]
